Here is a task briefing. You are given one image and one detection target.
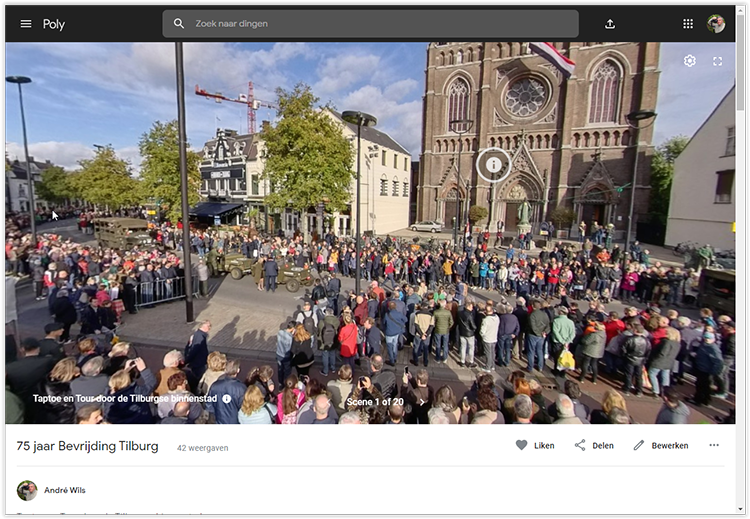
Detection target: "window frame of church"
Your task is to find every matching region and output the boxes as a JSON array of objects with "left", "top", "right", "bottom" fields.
[
  {"left": 403, "top": 179, "right": 409, "bottom": 197},
  {"left": 588, "top": 59, "right": 622, "bottom": 124},
  {"left": 251, "top": 175, "right": 259, "bottom": 196},
  {"left": 392, "top": 177, "right": 400, "bottom": 196},
  {"left": 504, "top": 76, "right": 549, "bottom": 119},
  {"left": 381, "top": 150, "right": 387, "bottom": 166},
  {"left": 446, "top": 77, "right": 471, "bottom": 132}
]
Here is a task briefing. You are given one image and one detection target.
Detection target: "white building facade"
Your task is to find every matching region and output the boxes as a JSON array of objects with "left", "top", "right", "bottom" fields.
[
  {"left": 5, "top": 157, "right": 52, "bottom": 213},
  {"left": 665, "top": 86, "right": 736, "bottom": 251},
  {"left": 329, "top": 110, "right": 412, "bottom": 236}
]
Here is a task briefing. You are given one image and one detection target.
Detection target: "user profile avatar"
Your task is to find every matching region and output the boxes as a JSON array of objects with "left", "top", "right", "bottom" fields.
[
  {"left": 17, "top": 480, "right": 38, "bottom": 501},
  {"left": 707, "top": 15, "right": 726, "bottom": 34}
]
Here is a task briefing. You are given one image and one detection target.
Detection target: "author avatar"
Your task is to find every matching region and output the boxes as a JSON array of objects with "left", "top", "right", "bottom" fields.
[{"left": 17, "top": 481, "right": 38, "bottom": 501}]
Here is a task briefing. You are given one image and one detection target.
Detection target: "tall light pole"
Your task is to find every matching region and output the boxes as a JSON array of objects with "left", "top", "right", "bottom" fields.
[
  {"left": 6, "top": 75, "right": 37, "bottom": 246},
  {"left": 449, "top": 118, "right": 474, "bottom": 249},
  {"left": 175, "top": 42, "right": 194, "bottom": 323},
  {"left": 624, "top": 109, "right": 657, "bottom": 265},
  {"left": 342, "top": 111, "right": 377, "bottom": 296}
]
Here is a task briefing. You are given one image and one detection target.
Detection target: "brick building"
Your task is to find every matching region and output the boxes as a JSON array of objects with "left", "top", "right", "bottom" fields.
[{"left": 417, "top": 42, "right": 660, "bottom": 238}]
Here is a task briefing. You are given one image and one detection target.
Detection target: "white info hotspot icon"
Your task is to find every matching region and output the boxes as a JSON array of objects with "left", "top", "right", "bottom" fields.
[{"left": 476, "top": 147, "right": 513, "bottom": 184}]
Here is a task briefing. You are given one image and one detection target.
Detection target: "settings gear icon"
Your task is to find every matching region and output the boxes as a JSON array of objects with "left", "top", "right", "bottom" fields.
[{"left": 684, "top": 54, "right": 697, "bottom": 67}]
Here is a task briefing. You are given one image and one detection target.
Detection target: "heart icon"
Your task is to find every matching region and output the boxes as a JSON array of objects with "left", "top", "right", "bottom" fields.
[{"left": 516, "top": 440, "right": 528, "bottom": 450}]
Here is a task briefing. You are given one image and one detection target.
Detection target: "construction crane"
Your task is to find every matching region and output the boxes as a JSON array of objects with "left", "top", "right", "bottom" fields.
[{"left": 195, "top": 81, "right": 277, "bottom": 135}]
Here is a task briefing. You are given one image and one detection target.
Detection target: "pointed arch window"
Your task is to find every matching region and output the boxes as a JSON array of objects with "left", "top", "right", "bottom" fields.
[
  {"left": 589, "top": 60, "right": 620, "bottom": 123},
  {"left": 447, "top": 78, "right": 470, "bottom": 132},
  {"left": 380, "top": 175, "right": 388, "bottom": 196}
]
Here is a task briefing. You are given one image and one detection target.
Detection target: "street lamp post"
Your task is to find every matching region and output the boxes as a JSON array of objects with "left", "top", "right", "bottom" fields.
[
  {"left": 175, "top": 42, "right": 194, "bottom": 323},
  {"left": 448, "top": 118, "right": 474, "bottom": 249},
  {"left": 623, "top": 109, "right": 657, "bottom": 265},
  {"left": 6, "top": 75, "right": 37, "bottom": 246},
  {"left": 342, "top": 111, "right": 377, "bottom": 296}
]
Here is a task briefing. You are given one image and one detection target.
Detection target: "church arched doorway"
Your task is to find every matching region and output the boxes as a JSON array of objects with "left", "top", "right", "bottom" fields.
[{"left": 443, "top": 188, "right": 460, "bottom": 229}]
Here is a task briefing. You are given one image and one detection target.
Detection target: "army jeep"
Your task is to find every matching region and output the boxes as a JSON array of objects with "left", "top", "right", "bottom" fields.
[
  {"left": 256, "top": 260, "right": 314, "bottom": 293},
  {"left": 216, "top": 252, "right": 256, "bottom": 281},
  {"left": 220, "top": 254, "right": 313, "bottom": 293}
]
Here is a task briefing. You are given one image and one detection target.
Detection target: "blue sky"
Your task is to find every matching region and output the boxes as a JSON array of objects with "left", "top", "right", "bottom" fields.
[{"left": 4, "top": 41, "right": 736, "bottom": 171}]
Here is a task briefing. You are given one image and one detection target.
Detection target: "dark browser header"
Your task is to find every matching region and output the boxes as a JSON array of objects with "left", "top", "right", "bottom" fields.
[{"left": 4, "top": 5, "right": 738, "bottom": 42}]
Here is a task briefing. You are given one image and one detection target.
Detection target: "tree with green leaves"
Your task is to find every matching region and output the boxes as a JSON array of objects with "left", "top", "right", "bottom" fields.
[
  {"left": 246, "top": 207, "right": 260, "bottom": 231},
  {"left": 36, "top": 166, "right": 74, "bottom": 204},
  {"left": 468, "top": 205, "right": 489, "bottom": 225},
  {"left": 138, "top": 120, "right": 201, "bottom": 224},
  {"left": 549, "top": 206, "right": 577, "bottom": 231},
  {"left": 648, "top": 135, "right": 689, "bottom": 225},
  {"left": 72, "top": 146, "right": 140, "bottom": 209},
  {"left": 260, "top": 83, "right": 354, "bottom": 239}
]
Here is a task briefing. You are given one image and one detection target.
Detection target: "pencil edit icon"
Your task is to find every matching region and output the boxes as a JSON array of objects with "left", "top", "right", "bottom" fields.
[{"left": 633, "top": 440, "right": 645, "bottom": 451}]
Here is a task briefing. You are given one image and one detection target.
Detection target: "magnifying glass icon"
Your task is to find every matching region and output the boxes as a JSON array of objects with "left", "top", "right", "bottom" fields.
[{"left": 174, "top": 18, "right": 184, "bottom": 29}]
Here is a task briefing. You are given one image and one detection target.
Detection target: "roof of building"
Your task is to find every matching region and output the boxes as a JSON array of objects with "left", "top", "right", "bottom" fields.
[
  {"left": 7, "top": 157, "right": 55, "bottom": 180},
  {"left": 200, "top": 129, "right": 259, "bottom": 163},
  {"left": 329, "top": 110, "right": 410, "bottom": 156},
  {"left": 683, "top": 84, "right": 736, "bottom": 151}
]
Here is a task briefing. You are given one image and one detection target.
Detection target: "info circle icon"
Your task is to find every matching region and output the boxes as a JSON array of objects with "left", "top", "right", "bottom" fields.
[{"left": 476, "top": 147, "right": 513, "bottom": 184}]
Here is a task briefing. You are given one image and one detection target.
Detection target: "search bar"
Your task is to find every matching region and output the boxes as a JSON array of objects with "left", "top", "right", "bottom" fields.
[{"left": 163, "top": 9, "right": 579, "bottom": 39}]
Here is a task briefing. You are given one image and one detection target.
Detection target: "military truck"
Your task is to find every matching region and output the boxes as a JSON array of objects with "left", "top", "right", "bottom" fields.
[
  {"left": 93, "top": 218, "right": 156, "bottom": 250},
  {"left": 697, "top": 268, "right": 735, "bottom": 317}
]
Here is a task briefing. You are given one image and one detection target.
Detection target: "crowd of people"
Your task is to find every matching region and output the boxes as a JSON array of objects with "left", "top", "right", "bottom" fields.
[
  {"left": 6, "top": 211, "right": 735, "bottom": 424},
  {"left": 5, "top": 300, "right": 734, "bottom": 425}
]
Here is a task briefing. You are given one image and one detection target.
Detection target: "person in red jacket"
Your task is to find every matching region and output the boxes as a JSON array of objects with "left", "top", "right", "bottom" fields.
[
  {"left": 370, "top": 281, "right": 386, "bottom": 303},
  {"left": 338, "top": 313, "right": 359, "bottom": 373},
  {"left": 604, "top": 311, "right": 626, "bottom": 344},
  {"left": 545, "top": 262, "right": 561, "bottom": 298},
  {"left": 384, "top": 260, "right": 396, "bottom": 289},
  {"left": 647, "top": 315, "right": 669, "bottom": 350},
  {"left": 353, "top": 295, "right": 368, "bottom": 326}
]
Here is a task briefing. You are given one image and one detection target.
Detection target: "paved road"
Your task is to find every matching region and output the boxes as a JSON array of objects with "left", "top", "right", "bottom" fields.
[{"left": 10, "top": 220, "right": 733, "bottom": 424}]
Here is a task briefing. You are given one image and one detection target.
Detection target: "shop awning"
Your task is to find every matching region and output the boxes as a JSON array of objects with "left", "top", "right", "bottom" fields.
[{"left": 189, "top": 202, "right": 244, "bottom": 218}]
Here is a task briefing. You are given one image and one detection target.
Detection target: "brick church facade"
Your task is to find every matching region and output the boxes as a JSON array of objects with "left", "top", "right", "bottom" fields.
[{"left": 416, "top": 42, "right": 660, "bottom": 238}]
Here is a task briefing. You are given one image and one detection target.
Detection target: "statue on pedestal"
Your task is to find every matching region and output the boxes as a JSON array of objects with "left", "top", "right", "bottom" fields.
[{"left": 517, "top": 199, "right": 532, "bottom": 226}]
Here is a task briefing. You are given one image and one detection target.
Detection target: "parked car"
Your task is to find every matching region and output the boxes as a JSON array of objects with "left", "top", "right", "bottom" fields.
[{"left": 411, "top": 221, "right": 442, "bottom": 233}]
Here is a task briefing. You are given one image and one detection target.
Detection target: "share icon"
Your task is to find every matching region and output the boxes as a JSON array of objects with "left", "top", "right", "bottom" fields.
[{"left": 575, "top": 439, "right": 586, "bottom": 452}]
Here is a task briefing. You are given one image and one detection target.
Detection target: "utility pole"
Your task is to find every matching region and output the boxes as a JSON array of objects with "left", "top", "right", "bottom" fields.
[{"left": 176, "top": 43, "right": 194, "bottom": 323}]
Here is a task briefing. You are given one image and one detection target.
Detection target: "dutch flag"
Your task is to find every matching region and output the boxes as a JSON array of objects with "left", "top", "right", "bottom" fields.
[{"left": 529, "top": 42, "right": 575, "bottom": 79}]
